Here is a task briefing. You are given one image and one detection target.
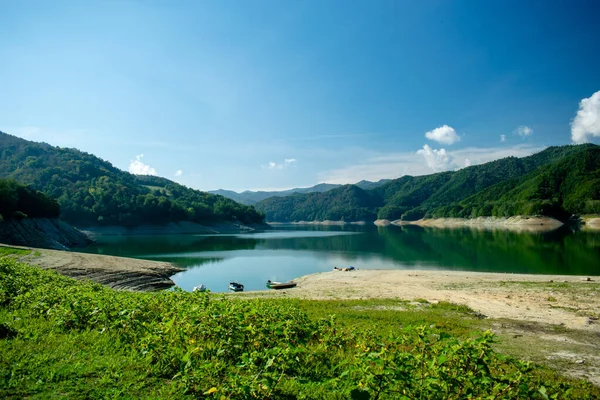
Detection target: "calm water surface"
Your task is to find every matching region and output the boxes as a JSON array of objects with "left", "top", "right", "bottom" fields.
[{"left": 81, "top": 224, "right": 600, "bottom": 292}]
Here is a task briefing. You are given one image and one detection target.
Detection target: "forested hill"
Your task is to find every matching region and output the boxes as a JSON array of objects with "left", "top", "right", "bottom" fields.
[
  {"left": 0, "top": 131, "right": 264, "bottom": 227},
  {"left": 255, "top": 144, "right": 600, "bottom": 222},
  {"left": 0, "top": 179, "right": 60, "bottom": 221},
  {"left": 209, "top": 179, "right": 391, "bottom": 205}
]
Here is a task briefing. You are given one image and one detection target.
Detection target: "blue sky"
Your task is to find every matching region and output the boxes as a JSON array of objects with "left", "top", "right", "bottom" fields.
[{"left": 1, "top": 0, "right": 599, "bottom": 191}]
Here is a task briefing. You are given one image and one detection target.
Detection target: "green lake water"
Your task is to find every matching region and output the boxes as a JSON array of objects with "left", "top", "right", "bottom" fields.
[{"left": 80, "top": 224, "right": 600, "bottom": 292}]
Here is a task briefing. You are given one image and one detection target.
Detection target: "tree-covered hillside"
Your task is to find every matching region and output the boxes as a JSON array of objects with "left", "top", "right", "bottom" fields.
[
  {"left": 0, "top": 132, "right": 264, "bottom": 227},
  {"left": 209, "top": 179, "right": 391, "bottom": 205},
  {"left": 0, "top": 179, "right": 60, "bottom": 221},
  {"left": 438, "top": 146, "right": 600, "bottom": 220},
  {"left": 255, "top": 144, "right": 600, "bottom": 222},
  {"left": 257, "top": 185, "right": 379, "bottom": 222}
]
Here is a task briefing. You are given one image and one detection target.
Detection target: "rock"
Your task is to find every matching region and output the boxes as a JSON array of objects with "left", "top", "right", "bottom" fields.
[
  {"left": 22, "top": 249, "right": 182, "bottom": 291},
  {"left": 575, "top": 359, "right": 585, "bottom": 364}
]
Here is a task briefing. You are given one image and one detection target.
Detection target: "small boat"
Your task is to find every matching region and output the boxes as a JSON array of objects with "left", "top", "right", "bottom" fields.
[
  {"left": 333, "top": 266, "right": 356, "bottom": 271},
  {"left": 193, "top": 284, "right": 207, "bottom": 292},
  {"left": 266, "top": 280, "right": 297, "bottom": 290},
  {"left": 229, "top": 281, "right": 244, "bottom": 292}
]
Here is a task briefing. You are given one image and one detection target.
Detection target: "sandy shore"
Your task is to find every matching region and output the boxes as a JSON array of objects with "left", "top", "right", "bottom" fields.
[
  {"left": 581, "top": 216, "right": 600, "bottom": 231},
  {"left": 2, "top": 244, "right": 182, "bottom": 291},
  {"left": 271, "top": 216, "right": 567, "bottom": 232},
  {"left": 254, "top": 269, "right": 600, "bottom": 332},
  {"left": 379, "top": 216, "right": 565, "bottom": 232},
  {"left": 270, "top": 221, "right": 368, "bottom": 226}
]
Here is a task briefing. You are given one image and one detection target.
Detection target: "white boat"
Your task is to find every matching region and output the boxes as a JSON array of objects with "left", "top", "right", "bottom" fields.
[{"left": 193, "top": 284, "right": 207, "bottom": 292}]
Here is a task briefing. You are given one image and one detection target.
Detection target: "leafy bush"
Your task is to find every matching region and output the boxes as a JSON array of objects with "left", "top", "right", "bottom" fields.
[{"left": 1, "top": 259, "right": 596, "bottom": 398}]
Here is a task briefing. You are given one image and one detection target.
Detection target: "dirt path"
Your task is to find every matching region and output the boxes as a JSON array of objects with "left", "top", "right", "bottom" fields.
[{"left": 2, "top": 244, "right": 182, "bottom": 291}]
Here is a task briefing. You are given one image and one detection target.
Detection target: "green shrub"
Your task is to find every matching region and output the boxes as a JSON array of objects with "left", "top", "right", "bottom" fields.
[{"left": 1, "top": 259, "right": 596, "bottom": 399}]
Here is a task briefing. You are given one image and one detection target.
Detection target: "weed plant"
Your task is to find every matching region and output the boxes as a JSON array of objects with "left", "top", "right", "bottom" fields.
[{"left": 1, "top": 258, "right": 597, "bottom": 399}]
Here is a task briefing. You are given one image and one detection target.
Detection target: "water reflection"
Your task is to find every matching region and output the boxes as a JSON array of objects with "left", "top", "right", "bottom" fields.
[{"left": 81, "top": 224, "right": 600, "bottom": 292}]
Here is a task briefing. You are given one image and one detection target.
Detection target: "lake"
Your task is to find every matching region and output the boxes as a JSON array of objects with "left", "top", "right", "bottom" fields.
[{"left": 80, "top": 224, "right": 600, "bottom": 292}]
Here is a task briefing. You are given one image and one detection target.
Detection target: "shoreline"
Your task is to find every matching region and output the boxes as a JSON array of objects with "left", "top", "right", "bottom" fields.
[
  {"left": 383, "top": 216, "right": 565, "bottom": 232},
  {"left": 269, "top": 216, "right": 573, "bottom": 232},
  {"left": 269, "top": 220, "right": 368, "bottom": 226},
  {"left": 245, "top": 269, "right": 600, "bottom": 332},
  {"left": 2, "top": 244, "right": 182, "bottom": 291},
  {"left": 80, "top": 221, "right": 268, "bottom": 236}
]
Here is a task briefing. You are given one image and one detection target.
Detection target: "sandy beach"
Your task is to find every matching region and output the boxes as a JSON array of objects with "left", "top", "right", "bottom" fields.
[{"left": 253, "top": 269, "right": 600, "bottom": 332}]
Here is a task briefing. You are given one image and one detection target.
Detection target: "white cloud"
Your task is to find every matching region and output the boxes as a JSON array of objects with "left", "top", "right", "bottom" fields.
[
  {"left": 464, "top": 158, "right": 472, "bottom": 167},
  {"left": 514, "top": 125, "right": 533, "bottom": 137},
  {"left": 174, "top": 170, "right": 183, "bottom": 177},
  {"left": 417, "top": 144, "right": 454, "bottom": 172},
  {"left": 129, "top": 154, "right": 157, "bottom": 175},
  {"left": 318, "top": 144, "right": 545, "bottom": 184},
  {"left": 500, "top": 134, "right": 506, "bottom": 142},
  {"left": 425, "top": 125, "right": 460, "bottom": 145},
  {"left": 262, "top": 158, "right": 298, "bottom": 170},
  {"left": 571, "top": 90, "right": 600, "bottom": 143}
]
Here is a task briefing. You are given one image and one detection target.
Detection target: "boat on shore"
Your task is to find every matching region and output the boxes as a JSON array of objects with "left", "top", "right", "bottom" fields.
[
  {"left": 229, "top": 281, "right": 244, "bottom": 292},
  {"left": 266, "top": 280, "right": 297, "bottom": 290},
  {"left": 333, "top": 266, "right": 356, "bottom": 271},
  {"left": 193, "top": 284, "right": 207, "bottom": 292}
]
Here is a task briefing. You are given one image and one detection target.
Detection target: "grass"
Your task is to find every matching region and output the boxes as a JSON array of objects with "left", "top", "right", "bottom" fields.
[
  {"left": 1, "top": 259, "right": 599, "bottom": 399},
  {"left": 0, "top": 246, "right": 30, "bottom": 258},
  {"left": 295, "top": 299, "right": 486, "bottom": 338}
]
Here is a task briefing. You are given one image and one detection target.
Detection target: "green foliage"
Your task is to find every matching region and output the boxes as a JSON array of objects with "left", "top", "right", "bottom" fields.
[
  {"left": 0, "top": 131, "right": 264, "bottom": 226},
  {"left": 0, "top": 179, "right": 60, "bottom": 220},
  {"left": 257, "top": 185, "right": 378, "bottom": 222},
  {"left": 0, "top": 246, "right": 29, "bottom": 258},
  {"left": 255, "top": 144, "right": 600, "bottom": 222},
  {"left": 1, "top": 259, "right": 597, "bottom": 398},
  {"left": 451, "top": 147, "right": 600, "bottom": 220}
]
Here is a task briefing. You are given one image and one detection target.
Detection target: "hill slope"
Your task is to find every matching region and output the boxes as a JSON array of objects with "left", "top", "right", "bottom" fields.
[
  {"left": 0, "top": 131, "right": 264, "bottom": 227},
  {"left": 209, "top": 179, "right": 391, "bottom": 205},
  {"left": 255, "top": 144, "right": 600, "bottom": 222}
]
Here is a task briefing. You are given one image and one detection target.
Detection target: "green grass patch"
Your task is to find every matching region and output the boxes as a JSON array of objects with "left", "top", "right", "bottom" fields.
[
  {"left": 1, "top": 259, "right": 598, "bottom": 399},
  {"left": 0, "top": 247, "right": 29, "bottom": 258}
]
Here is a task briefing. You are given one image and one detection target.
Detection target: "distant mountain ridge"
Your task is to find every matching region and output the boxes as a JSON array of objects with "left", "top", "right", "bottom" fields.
[
  {"left": 254, "top": 144, "right": 600, "bottom": 222},
  {"left": 209, "top": 179, "right": 391, "bottom": 205},
  {"left": 0, "top": 131, "right": 264, "bottom": 227}
]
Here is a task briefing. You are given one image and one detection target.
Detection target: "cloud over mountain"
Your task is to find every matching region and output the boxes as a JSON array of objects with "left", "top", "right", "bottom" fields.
[
  {"left": 571, "top": 90, "right": 600, "bottom": 143},
  {"left": 129, "top": 154, "right": 157, "bottom": 175},
  {"left": 417, "top": 145, "right": 454, "bottom": 172}
]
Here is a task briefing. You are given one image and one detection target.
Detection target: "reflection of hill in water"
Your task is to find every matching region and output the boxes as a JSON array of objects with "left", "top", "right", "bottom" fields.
[
  {"left": 151, "top": 257, "right": 224, "bottom": 269},
  {"left": 84, "top": 235, "right": 259, "bottom": 257},
  {"left": 258, "top": 226, "right": 600, "bottom": 275},
  {"left": 84, "top": 227, "right": 600, "bottom": 276}
]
